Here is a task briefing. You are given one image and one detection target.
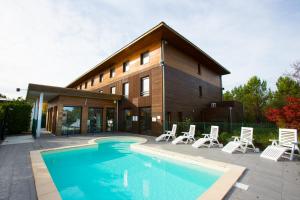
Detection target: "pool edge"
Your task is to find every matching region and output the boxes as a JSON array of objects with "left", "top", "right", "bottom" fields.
[{"left": 30, "top": 136, "right": 245, "bottom": 200}]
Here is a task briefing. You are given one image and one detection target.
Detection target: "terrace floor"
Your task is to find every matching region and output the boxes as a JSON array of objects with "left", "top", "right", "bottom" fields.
[{"left": 0, "top": 133, "right": 299, "bottom": 200}]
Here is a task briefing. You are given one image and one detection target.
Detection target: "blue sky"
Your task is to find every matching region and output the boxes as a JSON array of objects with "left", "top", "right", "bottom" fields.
[{"left": 0, "top": 0, "right": 299, "bottom": 98}]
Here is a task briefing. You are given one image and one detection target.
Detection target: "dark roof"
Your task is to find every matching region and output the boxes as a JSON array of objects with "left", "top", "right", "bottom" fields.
[
  {"left": 26, "top": 83, "right": 122, "bottom": 101},
  {"left": 67, "top": 22, "right": 230, "bottom": 88}
]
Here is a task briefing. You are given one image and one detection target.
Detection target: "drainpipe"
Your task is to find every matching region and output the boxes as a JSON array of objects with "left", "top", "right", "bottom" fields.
[
  {"left": 116, "top": 100, "right": 119, "bottom": 132},
  {"left": 161, "top": 40, "right": 166, "bottom": 133}
]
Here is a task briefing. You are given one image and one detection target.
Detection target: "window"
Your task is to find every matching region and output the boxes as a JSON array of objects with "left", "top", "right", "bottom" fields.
[
  {"left": 62, "top": 106, "right": 82, "bottom": 135},
  {"left": 123, "top": 82, "right": 129, "bottom": 97},
  {"left": 84, "top": 82, "right": 88, "bottom": 89},
  {"left": 91, "top": 78, "right": 94, "bottom": 86},
  {"left": 99, "top": 74, "right": 103, "bottom": 82},
  {"left": 110, "top": 68, "right": 115, "bottom": 78},
  {"left": 140, "top": 51, "right": 149, "bottom": 65},
  {"left": 199, "top": 86, "right": 203, "bottom": 97},
  {"left": 110, "top": 86, "right": 116, "bottom": 94},
  {"left": 99, "top": 90, "right": 103, "bottom": 93},
  {"left": 141, "top": 76, "right": 150, "bottom": 96},
  {"left": 198, "top": 64, "right": 201, "bottom": 75},
  {"left": 123, "top": 61, "right": 130, "bottom": 72},
  {"left": 80, "top": 84, "right": 82, "bottom": 90}
]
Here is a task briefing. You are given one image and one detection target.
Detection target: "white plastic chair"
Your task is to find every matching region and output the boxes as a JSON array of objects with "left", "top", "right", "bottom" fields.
[
  {"left": 261, "top": 128, "right": 299, "bottom": 161},
  {"left": 222, "top": 127, "right": 256, "bottom": 153},
  {"left": 172, "top": 125, "right": 196, "bottom": 144},
  {"left": 155, "top": 124, "right": 177, "bottom": 142},
  {"left": 192, "top": 126, "right": 221, "bottom": 148}
]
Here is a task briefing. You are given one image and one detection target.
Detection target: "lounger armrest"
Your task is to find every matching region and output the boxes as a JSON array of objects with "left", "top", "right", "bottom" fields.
[
  {"left": 165, "top": 130, "right": 171, "bottom": 134},
  {"left": 269, "top": 139, "right": 278, "bottom": 146},
  {"left": 232, "top": 136, "right": 240, "bottom": 142},
  {"left": 202, "top": 134, "right": 210, "bottom": 138},
  {"left": 181, "top": 131, "right": 189, "bottom": 136}
]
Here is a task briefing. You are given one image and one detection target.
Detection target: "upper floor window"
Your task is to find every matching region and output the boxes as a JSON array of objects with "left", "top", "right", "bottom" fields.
[
  {"left": 110, "top": 68, "right": 115, "bottom": 78},
  {"left": 84, "top": 82, "right": 88, "bottom": 89},
  {"left": 199, "top": 86, "right": 203, "bottom": 97},
  {"left": 140, "top": 51, "right": 149, "bottom": 65},
  {"left": 99, "top": 73, "right": 104, "bottom": 82},
  {"left": 198, "top": 64, "right": 202, "bottom": 75},
  {"left": 111, "top": 86, "right": 116, "bottom": 94},
  {"left": 91, "top": 78, "right": 94, "bottom": 86},
  {"left": 123, "top": 61, "right": 130, "bottom": 72},
  {"left": 123, "top": 82, "right": 129, "bottom": 97},
  {"left": 141, "top": 76, "right": 150, "bottom": 96}
]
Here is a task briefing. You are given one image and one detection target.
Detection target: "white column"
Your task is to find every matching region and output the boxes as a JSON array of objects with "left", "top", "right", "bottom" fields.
[{"left": 36, "top": 92, "right": 44, "bottom": 137}]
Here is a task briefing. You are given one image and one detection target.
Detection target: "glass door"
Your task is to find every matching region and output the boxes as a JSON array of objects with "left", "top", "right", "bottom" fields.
[
  {"left": 88, "top": 108, "right": 103, "bottom": 133},
  {"left": 62, "top": 106, "right": 82, "bottom": 135},
  {"left": 106, "top": 108, "right": 115, "bottom": 132},
  {"left": 123, "top": 109, "right": 132, "bottom": 131},
  {"left": 139, "top": 107, "right": 151, "bottom": 133}
]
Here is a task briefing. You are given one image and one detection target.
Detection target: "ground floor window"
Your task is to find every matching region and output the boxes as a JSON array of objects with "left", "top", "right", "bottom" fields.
[
  {"left": 123, "top": 109, "right": 132, "bottom": 131},
  {"left": 62, "top": 106, "right": 81, "bottom": 135},
  {"left": 106, "top": 108, "right": 115, "bottom": 131},
  {"left": 139, "top": 107, "right": 151, "bottom": 132},
  {"left": 88, "top": 108, "right": 103, "bottom": 133}
]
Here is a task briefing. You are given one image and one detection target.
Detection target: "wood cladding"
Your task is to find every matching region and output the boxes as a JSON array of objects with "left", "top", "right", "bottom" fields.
[
  {"left": 164, "top": 43, "right": 221, "bottom": 87},
  {"left": 76, "top": 41, "right": 161, "bottom": 92},
  {"left": 165, "top": 66, "right": 222, "bottom": 122}
]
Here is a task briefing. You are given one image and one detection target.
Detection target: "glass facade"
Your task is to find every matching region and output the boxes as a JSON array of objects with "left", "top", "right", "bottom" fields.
[
  {"left": 106, "top": 108, "right": 115, "bottom": 131},
  {"left": 62, "top": 106, "right": 81, "bottom": 135},
  {"left": 88, "top": 108, "right": 103, "bottom": 133},
  {"left": 139, "top": 107, "right": 151, "bottom": 132},
  {"left": 123, "top": 109, "right": 132, "bottom": 131}
]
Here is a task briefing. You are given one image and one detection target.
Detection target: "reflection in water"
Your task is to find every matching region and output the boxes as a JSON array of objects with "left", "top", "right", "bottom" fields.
[
  {"left": 143, "top": 180, "right": 150, "bottom": 198},
  {"left": 123, "top": 170, "right": 128, "bottom": 188}
]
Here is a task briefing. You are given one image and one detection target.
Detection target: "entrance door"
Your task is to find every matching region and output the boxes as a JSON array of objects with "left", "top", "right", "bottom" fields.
[
  {"left": 88, "top": 108, "right": 103, "bottom": 133},
  {"left": 139, "top": 107, "right": 151, "bottom": 134},
  {"left": 123, "top": 109, "right": 132, "bottom": 132},
  {"left": 106, "top": 108, "right": 115, "bottom": 132}
]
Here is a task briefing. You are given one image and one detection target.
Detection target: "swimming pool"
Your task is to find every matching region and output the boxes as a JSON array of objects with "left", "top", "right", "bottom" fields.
[{"left": 42, "top": 139, "right": 223, "bottom": 200}]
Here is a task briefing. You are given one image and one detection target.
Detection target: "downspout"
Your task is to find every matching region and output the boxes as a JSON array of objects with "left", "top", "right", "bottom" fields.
[
  {"left": 116, "top": 100, "right": 119, "bottom": 132},
  {"left": 161, "top": 40, "right": 166, "bottom": 133}
]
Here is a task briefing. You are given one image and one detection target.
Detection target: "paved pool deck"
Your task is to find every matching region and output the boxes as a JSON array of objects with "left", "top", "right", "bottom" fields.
[{"left": 0, "top": 133, "right": 299, "bottom": 200}]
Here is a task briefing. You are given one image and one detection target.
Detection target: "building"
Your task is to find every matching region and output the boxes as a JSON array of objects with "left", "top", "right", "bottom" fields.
[{"left": 26, "top": 22, "right": 230, "bottom": 137}]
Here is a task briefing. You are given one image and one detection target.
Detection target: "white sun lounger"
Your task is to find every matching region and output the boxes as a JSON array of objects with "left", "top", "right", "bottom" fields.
[
  {"left": 260, "top": 128, "right": 299, "bottom": 161},
  {"left": 155, "top": 124, "right": 177, "bottom": 142},
  {"left": 172, "top": 125, "right": 196, "bottom": 145},
  {"left": 192, "top": 126, "right": 221, "bottom": 148},
  {"left": 222, "top": 127, "right": 256, "bottom": 154}
]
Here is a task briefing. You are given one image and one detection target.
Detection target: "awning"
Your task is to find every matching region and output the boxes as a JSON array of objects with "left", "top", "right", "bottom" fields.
[{"left": 26, "top": 83, "right": 122, "bottom": 101}]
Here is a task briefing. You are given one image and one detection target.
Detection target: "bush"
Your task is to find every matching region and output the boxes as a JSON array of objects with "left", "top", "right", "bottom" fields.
[{"left": 0, "top": 100, "right": 32, "bottom": 134}]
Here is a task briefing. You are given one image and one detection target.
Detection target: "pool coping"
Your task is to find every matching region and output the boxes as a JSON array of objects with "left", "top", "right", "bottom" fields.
[{"left": 30, "top": 136, "right": 245, "bottom": 200}]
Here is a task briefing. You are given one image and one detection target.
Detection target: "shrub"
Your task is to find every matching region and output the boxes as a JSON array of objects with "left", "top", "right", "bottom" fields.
[{"left": 0, "top": 100, "right": 32, "bottom": 134}]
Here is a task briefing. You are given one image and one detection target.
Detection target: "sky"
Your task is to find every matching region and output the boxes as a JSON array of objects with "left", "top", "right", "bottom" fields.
[{"left": 0, "top": 0, "right": 299, "bottom": 99}]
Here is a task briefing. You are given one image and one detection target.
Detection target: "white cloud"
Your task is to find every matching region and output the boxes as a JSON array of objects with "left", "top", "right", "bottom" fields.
[{"left": 0, "top": 0, "right": 299, "bottom": 98}]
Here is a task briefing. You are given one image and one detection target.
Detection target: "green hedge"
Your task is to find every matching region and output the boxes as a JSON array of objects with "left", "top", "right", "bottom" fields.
[{"left": 0, "top": 100, "right": 32, "bottom": 134}]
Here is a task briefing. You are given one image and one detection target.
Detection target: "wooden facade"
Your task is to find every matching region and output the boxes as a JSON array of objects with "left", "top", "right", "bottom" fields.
[{"left": 40, "top": 22, "right": 230, "bottom": 136}]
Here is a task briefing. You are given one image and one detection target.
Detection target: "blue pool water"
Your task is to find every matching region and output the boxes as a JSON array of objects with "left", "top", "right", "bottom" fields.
[{"left": 42, "top": 139, "right": 222, "bottom": 200}]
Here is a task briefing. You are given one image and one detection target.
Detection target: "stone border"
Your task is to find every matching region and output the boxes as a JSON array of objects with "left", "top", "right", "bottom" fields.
[{"left": 30, "top": 136, "right": 245, "bottom": 200}]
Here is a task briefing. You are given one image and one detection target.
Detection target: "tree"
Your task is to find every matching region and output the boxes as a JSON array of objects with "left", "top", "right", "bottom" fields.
[
  {"left": 270, "top": 76, "right": 300, "bottom": 108},
  {"left": 223, "top": 76, "right": 271, "bottom": 123},
  {"left": 0, "top": 93, "right": 6, "bottom": 98},
  {"left": 265, "top": 97, "right": 300, "bottom": 131},
  {"left": 287, "top": 61, "right": 300, "bottom": 83}
]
